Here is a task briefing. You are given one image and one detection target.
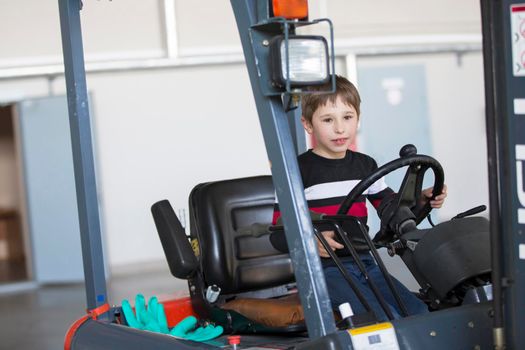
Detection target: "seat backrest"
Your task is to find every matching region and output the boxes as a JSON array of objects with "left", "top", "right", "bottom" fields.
[{"left": 189, "top": 175, "right": 294, "bottom": 295}]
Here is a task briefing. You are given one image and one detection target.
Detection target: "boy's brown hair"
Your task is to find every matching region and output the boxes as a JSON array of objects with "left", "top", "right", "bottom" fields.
[{"left": 301, "top": 75, "right": 361, "bottom": 123}]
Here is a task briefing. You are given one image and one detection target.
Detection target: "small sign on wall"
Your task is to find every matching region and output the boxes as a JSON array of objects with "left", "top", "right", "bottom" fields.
[{"left": 511, "top": 4, "right": 525, "bottom": 76}]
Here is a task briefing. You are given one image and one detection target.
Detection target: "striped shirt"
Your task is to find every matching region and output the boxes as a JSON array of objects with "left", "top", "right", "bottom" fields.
[{"left": 270, "top": 149, "right": 394, "bottom": 254}]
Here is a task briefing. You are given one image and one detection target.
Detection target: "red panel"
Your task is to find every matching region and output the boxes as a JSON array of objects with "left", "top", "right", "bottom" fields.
[{"left": 162, "top": 296, "right": 197, "bottom": 328}]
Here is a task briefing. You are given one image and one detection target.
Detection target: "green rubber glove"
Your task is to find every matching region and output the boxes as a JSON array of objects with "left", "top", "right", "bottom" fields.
[
  {"left": 122, "top": 295, "right": 223, "bottom": 341},
  {"left": 170, "top": 316, "right": 224, "bottom": 341},
  {"left": 121, "top": 294, "right": 169, "bottom": 334}
]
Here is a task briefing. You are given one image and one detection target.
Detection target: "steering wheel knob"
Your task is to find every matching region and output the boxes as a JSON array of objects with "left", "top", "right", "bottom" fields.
[{"left": 399, "top": 144, "right": 417, "bottom": 158}]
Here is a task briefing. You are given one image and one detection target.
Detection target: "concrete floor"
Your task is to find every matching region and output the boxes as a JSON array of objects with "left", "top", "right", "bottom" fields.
[{"left": 0, "top": 263, "right": 186, "bottom": 350}]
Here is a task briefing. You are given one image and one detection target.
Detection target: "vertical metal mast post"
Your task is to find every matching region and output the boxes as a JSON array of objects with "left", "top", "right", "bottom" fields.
[
  {"left": 481, "top": 1, "right": 525, "bottom": 349},
  {"left": 230, "top": 0, "right": 336, "bottom": 339},
  {"left": 479, "top": 1, "right": 505, "bottom": 347},
  {"left": 285, "top": 95, "right": 307, "bottom": 155},
  {"left": 58, "top": 0, "right": 108, "bottom": 312}
]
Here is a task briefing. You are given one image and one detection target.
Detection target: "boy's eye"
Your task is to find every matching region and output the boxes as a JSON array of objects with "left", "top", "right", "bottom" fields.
[
  {"left": 322, "top": 118, "right": 332, "bottom": 123},
  {"left": 344, "top": 115, "right": 354, "bottom": 120}
]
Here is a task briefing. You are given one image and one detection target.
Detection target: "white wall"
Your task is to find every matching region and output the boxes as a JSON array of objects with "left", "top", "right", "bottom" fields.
[
  {"left": 0, "top": 0, "right": 488, "bottom": 272},
  {"left": 50, "top": 65, "right": 270, "bottom": 266},
  {"left": 327, "top": 0, "right": 480, "bottom": 38}
]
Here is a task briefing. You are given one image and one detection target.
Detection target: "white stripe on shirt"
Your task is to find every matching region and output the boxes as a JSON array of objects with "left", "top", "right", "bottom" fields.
[{"left": 274, "top": 178, "right": 388, "bottom": 203}]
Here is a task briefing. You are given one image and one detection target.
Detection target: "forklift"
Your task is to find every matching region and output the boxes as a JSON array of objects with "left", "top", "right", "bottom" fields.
[{"left": 61, "top": 0, "right": 524, "bottom": 349}]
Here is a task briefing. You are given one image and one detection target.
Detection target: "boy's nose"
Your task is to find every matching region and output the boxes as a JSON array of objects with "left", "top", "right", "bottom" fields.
[{"left": 334, "top": 122, "right": 344, "bottom": 133}]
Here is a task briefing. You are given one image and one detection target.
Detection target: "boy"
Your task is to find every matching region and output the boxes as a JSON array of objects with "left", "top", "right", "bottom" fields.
[{"left": 270, "top": 75, "right": 447, "bottom": 321}]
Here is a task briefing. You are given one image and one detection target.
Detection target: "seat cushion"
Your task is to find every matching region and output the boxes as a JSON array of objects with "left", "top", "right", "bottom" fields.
[{"left": 222, "top": 293, "right": 304, "bottom": 328}]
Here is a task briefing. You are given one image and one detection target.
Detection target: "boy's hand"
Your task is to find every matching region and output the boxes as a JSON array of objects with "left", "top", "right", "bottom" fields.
[
  {"left": 317, "top": 231, "right": 344, "bottom": 258},
  {"left": 422, "top": 184, "right": 448, "bottom": 209}
]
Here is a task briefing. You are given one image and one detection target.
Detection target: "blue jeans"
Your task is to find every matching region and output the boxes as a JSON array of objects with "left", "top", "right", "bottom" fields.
[{"left": 324, "top": 254, "right": 428, "bottom": 321}]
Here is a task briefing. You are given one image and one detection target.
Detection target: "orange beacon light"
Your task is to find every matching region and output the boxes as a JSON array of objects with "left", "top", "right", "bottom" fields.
[{"left": 272, "top": 0, "right": 308, "bottom": 20}]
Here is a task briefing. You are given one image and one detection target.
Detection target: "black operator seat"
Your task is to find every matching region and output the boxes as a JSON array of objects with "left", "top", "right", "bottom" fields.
[
  {"left": 189, "top": 175, "right": 293, "bottom": 293},
  {"left": 152, "top": 176, "right": 304, "bottom": 332}
]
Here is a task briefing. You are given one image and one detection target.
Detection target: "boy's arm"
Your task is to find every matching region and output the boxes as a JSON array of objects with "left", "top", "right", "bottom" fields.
[
  {"left": 368, "top": 186, "right": 395, "bottom": 212},
  {"left": 369, "top": 184, "right": 447, "bottom": 214}
]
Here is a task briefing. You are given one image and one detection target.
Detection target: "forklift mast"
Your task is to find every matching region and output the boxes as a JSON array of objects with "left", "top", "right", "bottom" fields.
[{"left": 480, "top": 1, "right": 525, "bottom": 348}]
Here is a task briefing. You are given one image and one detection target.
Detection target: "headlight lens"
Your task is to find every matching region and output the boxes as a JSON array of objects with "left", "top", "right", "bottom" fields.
[
  {"left": 281, "top": 38, "right": 328, "bottom": 83},
  {"left": 270, "top": 35, "right": 330, "bottom": 88}
]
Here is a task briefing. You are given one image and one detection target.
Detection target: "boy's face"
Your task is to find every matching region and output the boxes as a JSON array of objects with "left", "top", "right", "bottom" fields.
[{"left": 302, "top": 95, "right": 359, "bottom": 159}]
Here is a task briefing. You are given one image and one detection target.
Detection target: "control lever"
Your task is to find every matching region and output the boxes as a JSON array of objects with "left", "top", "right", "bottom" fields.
[
  {"left": 452, "top": 205, "right": 487, "bottom": 220},
  {"left": 427, "top": 204, "right": 487, "bottom": 227}
]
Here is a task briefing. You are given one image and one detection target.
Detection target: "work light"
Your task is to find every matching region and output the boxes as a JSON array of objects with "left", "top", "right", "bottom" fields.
[{"left": 269, "top": 35, "right": 330, "bottom": 89}]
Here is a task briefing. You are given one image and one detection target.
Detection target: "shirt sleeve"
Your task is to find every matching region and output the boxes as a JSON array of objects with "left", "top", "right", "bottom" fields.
[
  {"left": 272, "top": 203, "right": 281, "bottom": 225},
  {"left": 368, "top": 186, "right": 395, "bottom": 210},
  {"left": 365, "top": 158, "right": 395, "bottom": 210},
  {"left": 270, "top": 201, "right": 288, "bottom": 252}
]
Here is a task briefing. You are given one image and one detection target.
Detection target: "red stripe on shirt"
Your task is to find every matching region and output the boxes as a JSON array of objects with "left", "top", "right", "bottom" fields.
[
  {"left": 272, "top": 202, "right": 368, "bottom": 224},
  {"left": 272, "top": 211, "right": 281, "bottom": 225}
]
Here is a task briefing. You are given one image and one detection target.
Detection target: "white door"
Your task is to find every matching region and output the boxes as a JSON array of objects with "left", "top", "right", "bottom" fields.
[{"left": 17, "top": 96, "right": 84, "bottom": 283}]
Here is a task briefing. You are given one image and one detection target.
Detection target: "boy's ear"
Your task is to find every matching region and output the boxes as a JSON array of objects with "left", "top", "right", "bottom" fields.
[{"left": 301, "top": 116, "right": 313, "bottom": 134}]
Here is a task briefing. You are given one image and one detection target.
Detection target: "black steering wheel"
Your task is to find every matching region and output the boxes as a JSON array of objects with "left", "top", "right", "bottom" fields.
[{"left": 337, "top": 144, "right": 445, "bottom": 244}]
